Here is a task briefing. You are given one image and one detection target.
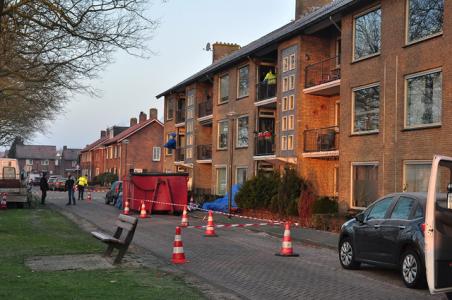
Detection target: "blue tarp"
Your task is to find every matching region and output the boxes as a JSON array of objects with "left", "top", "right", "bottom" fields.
[{"left": 202, "top": 184, "right": 240, "bottom": 212}]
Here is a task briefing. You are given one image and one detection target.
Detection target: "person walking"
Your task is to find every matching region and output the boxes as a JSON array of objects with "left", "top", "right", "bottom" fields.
[
  {"left": 65, "top": 174, "right": 76, "bottom": 205},
  {"left": 77, "top": 174, "right": 88, "bottom": 200},
  {"left": 39, "top": 173, "right": 49, "bottom": 205}
]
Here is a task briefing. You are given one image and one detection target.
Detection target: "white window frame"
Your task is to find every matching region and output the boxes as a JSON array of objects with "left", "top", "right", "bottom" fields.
[
  {"left": 152, "top": 147, "right": 161, "bottom": 161},
  {"left": 41, "top": 159, "right": 49, "bottom": 166},
  {"left": 215, "top": 166, "right": 227, "bottom": 196},
  {"left": 282, "top": 57, "right": 289, "bottom": 72},
  {"left": 288, "top": 115, "right": 295, "bottom": 130},
  {"left": 405, "top": 0, "right": 444, "bottom": 45},
  {"left": 166, "top": 97, "right": 174, "bottom": 121},
  {"left": 352, "top": 6, "right": 382, "bottom": 62},
  {"left": 404, "top": 68, "right": 442, "bottom": 130},
  {"left": 351, "top": 82, "right": 380, "bottom": 135},
  {"left": 236, "top": 115, "right": 249, "bottom": 148},
  {"left": 282, "top": 116, "right": 287, "bottom": 131},
  {"left": 236, "top": 166, "right": 248, "bottom": 185},
  {"left": 287, "top": 135, "right": 294, "bottom": 150},
  {"left": 237, "top": 65, "right": 249, "bottom": 98},
  {"left": 289, "top": 54, "right": 296, "bottom": 70},
  {"left": 289, "top": 75, "right": 295, "bottom": 90},
  {"left": 26, "top": 159, "right": 33, "bottom": 166},
  {"left": 282, "top": 97, "right": 288, "bottom": 111},
  {"left": 403, "top": 160, "right": 432, "bottom": 192},
  {"left": 288, "top": 95, "right": 295, "bottom": 110},
  {"left": 219, "top": 74, "right": 229, "bottom": 104},
  {"left": 217, "top": 120, "right": 229, "bottom": 150},
  {"left": 186, "top": 147, "right": 193, "bottom": 159},
  {"left": 282, "top": 77, "right": 289, "bottom": 92},
  {"left": 350, "top": 162, "right": 379, "bottom": 209},
  {"left": 281, "top": 136, "right": 287, "bottom": 150}
]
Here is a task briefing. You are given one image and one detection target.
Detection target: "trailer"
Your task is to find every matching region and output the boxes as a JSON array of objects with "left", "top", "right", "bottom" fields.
[{"left": 0, "top": 158, "right": 26, "bottom": 205}]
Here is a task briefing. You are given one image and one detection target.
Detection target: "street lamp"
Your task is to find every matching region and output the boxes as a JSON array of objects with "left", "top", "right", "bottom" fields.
[
  {"left": 122, "top": 139, "right": 129, "bottom": 179},
  {"left": 227, "top": 111, "right": 238, "bottom": 218}
]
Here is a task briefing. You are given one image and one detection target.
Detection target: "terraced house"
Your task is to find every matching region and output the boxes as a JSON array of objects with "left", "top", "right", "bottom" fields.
[{"left": 157, "top": 0, "right": 449, "bottom": 212}]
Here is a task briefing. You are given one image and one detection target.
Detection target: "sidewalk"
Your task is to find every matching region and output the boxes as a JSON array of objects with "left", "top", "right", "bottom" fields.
[{"left": 190, "top": 211, "right": 339, "bottom": 249}]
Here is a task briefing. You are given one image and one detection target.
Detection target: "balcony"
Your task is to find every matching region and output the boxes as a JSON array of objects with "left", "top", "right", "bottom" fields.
[
  {"left": 303, "top": 126, "right": 339, "bottom": 158},
  {"left": 304, "top": 56, "right": 340, "bottom": 96},
  {"left": 198, "top": 99, "right": 213, "bottom": 125},
  {"left": 175, "top": 147, "right": 185, "bottom": 162},
  {"left": 175, "top": 110, "right": 185, "bottom": 125},
  {"left": 197, "top": 144, "right": 212, "bottom": 162},
  {"left": 254, "top": 134, "right": 275, "bottom": 157},
  {"left": 256, "top": 81, "right": 277, "bottom": 106}
]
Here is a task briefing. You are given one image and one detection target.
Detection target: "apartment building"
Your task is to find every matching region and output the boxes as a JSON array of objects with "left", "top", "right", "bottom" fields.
[{"left": 158, "top": 0, "right": 449, "bottom": 212}]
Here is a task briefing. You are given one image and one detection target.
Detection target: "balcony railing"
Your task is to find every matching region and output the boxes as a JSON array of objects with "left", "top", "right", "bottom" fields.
[
  {"left": 305, "top": 56, "right": 340, "bottom": 88},
  {"left": 198, "top": 99, "right": 213, "bottom": 118},
  {"left": 197, "top": 144, "right": 212, "bottom": 160},
  {"left": 256, "top": 81, "right": 277, "bottom": 102},
  {"left": 255, "top": 134, "right": 275, "bottom": 156},
  {"left": 303, "top": 126, "right": 339, "bottom": 153},
  {"left": 176, "top": 110, "right": 185, "bottom": 124},
  {"left": 175, "top": 147, "right": 185, "bottom": 162}
]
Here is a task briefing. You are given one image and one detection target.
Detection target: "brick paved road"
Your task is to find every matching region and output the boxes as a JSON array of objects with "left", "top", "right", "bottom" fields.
[{"left": 46, "top": 191, "right": 444, "bottom": 300}]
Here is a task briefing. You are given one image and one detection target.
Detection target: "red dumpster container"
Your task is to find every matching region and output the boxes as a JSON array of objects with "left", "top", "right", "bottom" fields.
[{"left": 123, "top": 172, "right": 188, "bottom": 214}]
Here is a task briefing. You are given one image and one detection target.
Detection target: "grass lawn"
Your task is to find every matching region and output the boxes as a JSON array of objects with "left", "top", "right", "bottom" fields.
[{"left": 0, "top": 209, "right": 203, "bottom": 299}]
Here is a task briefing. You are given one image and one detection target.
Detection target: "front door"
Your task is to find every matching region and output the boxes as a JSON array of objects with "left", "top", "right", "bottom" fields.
[{"left": 425, "top": 155, "right": 452, "bottom": 295}]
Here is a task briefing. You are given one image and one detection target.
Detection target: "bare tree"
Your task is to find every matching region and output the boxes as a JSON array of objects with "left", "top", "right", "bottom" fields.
[{"left": 0, "top": 0, "right": 159, "bottom": 146}]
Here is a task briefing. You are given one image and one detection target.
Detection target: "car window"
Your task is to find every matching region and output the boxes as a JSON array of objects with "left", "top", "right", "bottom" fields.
[
  {"left": 414, "top": 203, "right": 424, "bottom": 219},
  {"left": 390, "top": 196, "right": 415, "bottom": 220},
  {"left": 366, "top": 197, "right": 393, "bottom": 221}
]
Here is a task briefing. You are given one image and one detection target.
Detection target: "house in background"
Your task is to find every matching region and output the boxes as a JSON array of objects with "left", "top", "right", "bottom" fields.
[
  {"left": 56, "top": 146, "right": 81, "bottom": 176},
  {"left": 16, "top": 145, "right": 58, "bottom": 175}
]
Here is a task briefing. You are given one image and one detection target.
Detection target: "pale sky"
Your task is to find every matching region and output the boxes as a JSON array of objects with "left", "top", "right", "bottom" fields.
[{"left": 31, "top": 0, "right": 295, "bottom": 149}]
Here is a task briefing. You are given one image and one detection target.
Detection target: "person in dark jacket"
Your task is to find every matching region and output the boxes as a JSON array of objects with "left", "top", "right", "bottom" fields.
[
  {"left": 39, "top": 173, "right": 49, "bottom": 205},
  {"left": 65, "top": 174, "right": 76, "bottom": 205}
]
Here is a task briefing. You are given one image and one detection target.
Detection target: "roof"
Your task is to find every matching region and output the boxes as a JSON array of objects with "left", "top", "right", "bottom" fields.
[
  {"left": 16, "top": 145, "right": 57, "bottom": 160},
  {"left": 156, "top": 0, "right": 357, "bottom": 98},
  {"left": 81, "top": 137, "right": 108, "bottom": 153},
  {"left": 62, "top": 148, "right": 81, "bottom": 161},
  {"left": 103, "top": 118, "right": 163, "bottom": 146}
]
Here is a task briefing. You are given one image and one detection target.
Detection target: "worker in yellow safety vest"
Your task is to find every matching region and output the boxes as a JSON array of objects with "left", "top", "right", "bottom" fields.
[
  {"left": 77, "top": 175, "right": 88, "bottom": 200},
  {"left": 263, "top": 70, "right": 276, "bottom": 85}
]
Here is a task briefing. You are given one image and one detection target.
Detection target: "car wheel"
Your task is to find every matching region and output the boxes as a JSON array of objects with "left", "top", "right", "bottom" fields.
[
  {"left": 400, "top": 249, "right": 426, "bottom": 289},
  {"left": 339, "top": 237, "right": 361, "bottom": 269}
]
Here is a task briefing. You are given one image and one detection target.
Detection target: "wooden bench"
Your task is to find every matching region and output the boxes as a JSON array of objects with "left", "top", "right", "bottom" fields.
[{"left": 91, "top": 214, "right": 138, "bottom": 264}]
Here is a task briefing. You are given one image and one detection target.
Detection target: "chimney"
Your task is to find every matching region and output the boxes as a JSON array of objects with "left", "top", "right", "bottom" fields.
[
  {"left": 149, "top": 108, "right": 158, "bottom": 120},
  {"left": 295, "top": 0, "right": 332, "bottom": 19},
  {"left": 130, "top": 117, "right": 138, "bottom": 127},
  {"left": 100, "top": 130, "right": 106, "bottom": 138},
  {"left": 212, "top": 42, "right": 240, "bottom": 63},
  {"left": 139, "top": 111, "right": 147, "bottom": 123}
]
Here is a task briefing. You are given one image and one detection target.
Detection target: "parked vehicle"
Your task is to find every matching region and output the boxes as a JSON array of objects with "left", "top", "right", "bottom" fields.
[
  {"left": 0, "top": 158, "right": 26, "bottom": 203},
  {"left": 32, "top": 176, "right": 41, "bottom": 186},
  {"left": 54, "top": 177, "right": 67, "bottom": 191},
  {"left": 105, "top": 181, "right": 122, "bottom": 205},
  {"left": 48, "top": 177, "right": 58, "bottom": 190},
  {"left": 338, "top": 192, "right": 426, "bottom": 288}
]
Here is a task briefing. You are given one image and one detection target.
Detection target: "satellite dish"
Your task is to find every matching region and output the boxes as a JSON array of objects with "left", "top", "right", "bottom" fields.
[{"left": 204, "top": 42, "right": 211, "bottom": 51}]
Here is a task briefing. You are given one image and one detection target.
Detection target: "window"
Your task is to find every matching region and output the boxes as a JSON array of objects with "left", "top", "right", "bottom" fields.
[
  {"left": 95, "top": 168, "right": 100, "bottom": 176},
  {"left": 282, "top": 97, "right": 288, "bottom": 111},
  {"left": 366, "top": 197, "right": 392, "bottom": 220},
  {"left": 289, "top": 54, "right": 296, "bottom": 70},
  {"left": 236, "top": 167, "right": 247, "bottom": 185},
  {"left": 352, "top": 163, "right": 379, "bottom": 208},
  {"left": 405, "top": 70, "right": 442, "bottom": 128},
  {"left": 287, "top": 135, "right": 294, "bottom": 150},
  {"left": 404, "top": 161, "right": 431, "bottom": 192},
  {"left": 186, "top": 148, "right": 192, "bottom": 159},
  {"left": 390, "top": 197, "right": 415, "bottom": 220},
  {"left": 289, "top": 75, "right": 295, "bottom": 90},
  {"left": 187, "top": 107, "right": 194, "bottom": 119},
  {"left": 288, "top": 115, "right": 294, "bottom": 130},
  {"left": 71, "top": 161, "right": 77, "bottom": 167},
  {"left": 219, "top": 74, "right": 229, "bottom": 103},
  {"left": 187, "top": 94, "right": 194, "bottom": 106},
  {"left": 166, "top": 134, "right": 173, "bottom": 155},
  {"left": 218, "top": 120, "right": 229, "bottom": 149},
  {"left": 55, "top": 159, "right": 59, "bottom": 166},
  {"left": 41, "top": 160, "right": 49, "bottom": 166},
  {"left": 414, "top": 203, "right": 424, "bottom": 218},
  {"left": 282, "top": 116, "right": 287, "bottom": 131},
  {"left": 282, "top": 57, "right": 289, "bottom": 72},
  {"left": 282, "top": 77, "right": 289, "bottom": 92},
  {"left": 26, "top": 159, "right": 33, "bottom": 166},
  {"left": 114, "top": 146, "right": 117, "bottom": 158},
  {"left": 238, "top": 66, "right": 249, "bottom": 98},
  {"left": 216, "top": 167, "right": 227, "bottom": 195},
  {"left": 353, "top": 84, "right": 380, "bottom": 133},
  {"left": 289, "top": 95, "right": 295, "bottom": 110},
  {"left": 407, "top": 0, "right": 443, "bottom": 43},
  {"left": 354, "top": 7, "right": 381, "bottom": 61},
  {"left": 236, "top": 116, "right": 249, "bottom": 148},
  {"left": 186, "top": 133, "right": 193, "bottom": 146},
  {"left": 166, "top": 97, "right": 174, "bottom": 120},
  {"left": 152, "top": 147, "right": 161, "bottom": 161},
  {"left": 281, "top": 136, "right": 287, "bottom": 150}
]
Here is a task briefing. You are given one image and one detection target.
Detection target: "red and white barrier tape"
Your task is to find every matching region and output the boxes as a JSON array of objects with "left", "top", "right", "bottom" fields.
[
  {"left": 126, "top": 197, "right": 301, "bottom": 227},
  {"left": 185, "top": 222, "right": 283, "bottom": 229}
]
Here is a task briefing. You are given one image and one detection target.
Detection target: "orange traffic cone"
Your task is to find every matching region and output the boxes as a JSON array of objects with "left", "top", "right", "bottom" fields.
[
  {"left": 171, "top": 226, "right": 187, "bottom": 264},
  {"left": 180, "top": 206, "right": 189, "bottom": 227},
  {"left": 87, "top": 192, "right": 92, "bottom": 202},
  {"left": 123, "top": 200, "right": 130, "bottom": 215},
  {"left": 204, "top": 210, "right": 217, "bottom": 237},
  {"left": 275, "top": 222, "right": 299, "bottom": 257},
  {"left": 139, "top": 201, "right": 147, "bottom": 218},
  {"left": 0, "top": 193, "right": 7, "bottom": 209}
]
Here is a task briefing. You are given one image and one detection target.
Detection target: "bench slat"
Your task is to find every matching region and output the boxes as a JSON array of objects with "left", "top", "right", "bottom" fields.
[
  {"left": 91, "top": 231, "right": 123, "bottom": 244},
  {"left": 115, "top": 220, "right": 134, "bottom": 231},
  {"left": 118, "top": 214, "right": 138, "bottom": 224}
]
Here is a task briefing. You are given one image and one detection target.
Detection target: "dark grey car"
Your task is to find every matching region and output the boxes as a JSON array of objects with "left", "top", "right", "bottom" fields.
[{"left": 338, "top": 192, "right": 426, "bottom": 288}]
